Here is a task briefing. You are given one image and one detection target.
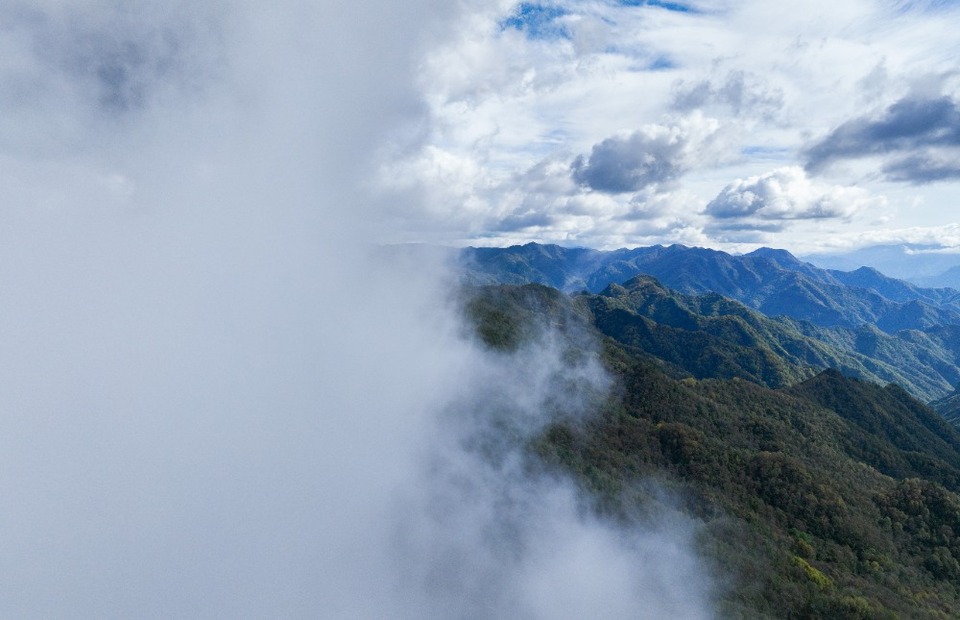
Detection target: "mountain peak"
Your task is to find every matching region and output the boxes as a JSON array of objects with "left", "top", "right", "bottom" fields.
[{"left": 747, "top": 247, "right": 801, "bottom": 264}]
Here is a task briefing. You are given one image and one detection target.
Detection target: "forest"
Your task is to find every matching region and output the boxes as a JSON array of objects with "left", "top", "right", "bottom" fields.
[{"left": 463, "top": 278, "right": 960, "bottom": 618}]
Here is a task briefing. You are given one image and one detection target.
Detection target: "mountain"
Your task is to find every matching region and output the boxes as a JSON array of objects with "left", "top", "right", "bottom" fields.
[
  {"left": 458, "top": 243, "right": 960, "bottom": 333},
  {"left": 803, "top": 244, "right": 960, "bottom": 285},
  {"left": 916, "top": 264, "right": 960, "bottom": 290},
  {"left": 458, "top": 242, "right": 602, "bottom": 290},
  {"left": 584, "top": 275, "right": 960, "bottom": 402},
  {"left": 828, "top": 265, "right": 960, "bottom": 306},
  {"left": 463, "top": 282, "right": 960, "bottom": 618},
  {"left": 455, "top": 243, "right": 960, "bottom": 404},
  {"left": 932, "top": 389, "right": 960, "bottom": 426}
]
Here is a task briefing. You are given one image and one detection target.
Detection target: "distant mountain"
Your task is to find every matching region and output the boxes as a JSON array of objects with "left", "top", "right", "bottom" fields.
[
  {"left": 458, "top": 242, "right": 602, "bottom": 290},
  {"left": 458, "top": 242, "right": 960, "bottom": 333},
  {"left": 916, "top": 264, "right": 960, "bottom": 290},
  {"left": 828, "top": 265, "right": 960, "bottom": 306},
  {"left": 804, "top": 244, "right": 960, "bottom": 288}
]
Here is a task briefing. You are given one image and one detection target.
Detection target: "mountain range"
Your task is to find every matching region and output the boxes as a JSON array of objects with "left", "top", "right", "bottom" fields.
[
  {"left": 804, "top": 244, "right": 960, "bottom": 289},
  {"left": 459, "top": 242, "right": 960, "bottom": 332},
  {"left": 456, "top": 242, "right": 960, "bottom": 408}
]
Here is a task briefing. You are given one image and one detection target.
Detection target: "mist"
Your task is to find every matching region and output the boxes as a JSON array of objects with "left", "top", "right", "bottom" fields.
[{"left": 0, "top": 2, "right": 713, "bottom": 618}]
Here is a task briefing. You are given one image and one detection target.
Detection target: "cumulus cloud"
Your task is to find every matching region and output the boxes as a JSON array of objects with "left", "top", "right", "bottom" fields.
[
  {"left": 804, "top": 95, "right": 960, "bottom": 182},
  {"left": 439, "top": 149, "right": 706, "bottom": 249},
  {"left": 706, "top": 166, "right": 882, "bottom": 224},
  {"left": 361, "top": 0, "right": 960, "bottom": 249},
  {"left": 571, "top": 115, "right": 722, "bottom": 193}
]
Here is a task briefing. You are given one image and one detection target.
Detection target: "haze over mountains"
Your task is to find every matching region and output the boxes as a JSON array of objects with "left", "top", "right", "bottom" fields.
[{"left": 804, "top": 245, "right": 960, "bottom": 289}]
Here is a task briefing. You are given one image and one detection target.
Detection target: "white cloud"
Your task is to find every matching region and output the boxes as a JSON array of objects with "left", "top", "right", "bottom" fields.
[
  {"left": 706, "top": 166, "right": 883, "bottom": 222},
  {"left": 805, "top": 222, "right": 960, "bottom": 253},
  {"left": 572, "top": 114, "right": 724, "bottom": 193},
  {"left": 369, "top": 0, "right": 960, "bottom": 252}
]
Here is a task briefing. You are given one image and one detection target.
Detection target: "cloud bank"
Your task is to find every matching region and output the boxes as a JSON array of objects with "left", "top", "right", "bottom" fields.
[
  {"left": 571, "top": 123, "right": 697, "bottom": 193},
  {"left": 0, "top": 2, "right": 716, "bottom": 617}
]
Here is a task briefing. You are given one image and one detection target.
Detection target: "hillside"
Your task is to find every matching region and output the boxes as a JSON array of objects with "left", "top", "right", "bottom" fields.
[
  {"left": 933, "top": 390, "right": 960, "bottom": 427},
  {"left": 584, "top": 276, "right": 960, "bottom": 402},
  {"left": 463, "top": 282, "right": 960, "bottom": 618}
]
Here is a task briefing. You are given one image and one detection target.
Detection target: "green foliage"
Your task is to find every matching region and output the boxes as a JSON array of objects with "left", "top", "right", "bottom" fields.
[
  {"left": 877, "top": 479, "right": 960, "bottom": 581},
  {"left": 792, "top": 556, "right": 834, "bottom": 589},
  {"left": 461, "top": 282, "right": 960, "bottom": 618}
]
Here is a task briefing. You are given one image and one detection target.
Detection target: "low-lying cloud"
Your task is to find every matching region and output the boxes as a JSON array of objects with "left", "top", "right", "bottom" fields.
[
  {"left": 390, "top": 324, "right": 716, "bottom": 619},
  {"left": 0, "top": 1, "right": 717, "bottom": 618}
]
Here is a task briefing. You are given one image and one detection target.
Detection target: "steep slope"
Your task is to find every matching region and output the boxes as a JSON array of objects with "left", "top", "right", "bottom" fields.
[
  {"left": 585, "top": 277, "right": 850, "bottom": 388},
  {"left": 464, "top": 283, "right": 960, "bottom": 619},
  {"left": 788, "top": 370, "right": 960, "bottom": 487},
  {"left": 583, "top": 275, "right": 960, "bottom": 402},
  {"left": 788, "top": 321, "right": 960, "bottom": 402},
  {"left": 932, "top": 389, "right": 960, "bottom": 426}
]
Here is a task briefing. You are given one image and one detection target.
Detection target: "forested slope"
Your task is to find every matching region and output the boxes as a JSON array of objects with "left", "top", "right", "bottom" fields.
[{"left": 464, "top": 282, "right": 960, "bottom": 618}]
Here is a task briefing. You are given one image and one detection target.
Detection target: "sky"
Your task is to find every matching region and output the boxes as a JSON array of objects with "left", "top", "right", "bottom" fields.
[
  {"left": 0, "top": 1, "right": 715, "bottom": 617},
  {"left": 373, "top": 0, "right": 960, "bottom": 255},
  {"left": 5, "top": 2, "right": 959, "bottom": 257}
]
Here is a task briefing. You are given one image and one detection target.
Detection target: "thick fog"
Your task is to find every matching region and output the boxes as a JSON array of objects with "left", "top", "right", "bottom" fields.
[{"left": 0, "top": 2, "right": 713, "bottom": 617}]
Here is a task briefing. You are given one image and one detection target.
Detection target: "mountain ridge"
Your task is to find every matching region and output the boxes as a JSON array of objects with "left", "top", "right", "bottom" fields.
[
  {"left": 452, "top": 242, "right": 960, "bottom": 409},
  {"left": 458, "top": 242, "right": 960, "bottom": 333}
]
